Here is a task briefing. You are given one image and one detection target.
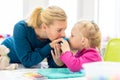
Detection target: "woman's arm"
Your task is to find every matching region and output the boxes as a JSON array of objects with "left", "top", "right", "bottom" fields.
[{"left": 13, "top": 21, "right": 52, "bottom": 68}]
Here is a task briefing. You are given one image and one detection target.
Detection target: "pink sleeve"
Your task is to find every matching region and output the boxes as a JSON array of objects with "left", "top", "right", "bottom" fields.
[
  {"left": 60, "top": 51, "right": 82, "bottom": 72},
  {"left": 60, "top": 50, "right": 102, "bottom": 72}
]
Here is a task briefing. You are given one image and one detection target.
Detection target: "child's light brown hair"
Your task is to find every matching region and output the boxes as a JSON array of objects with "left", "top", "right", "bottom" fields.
[{"left": 74, "top": 20, "right": 101, "bottom": 51}]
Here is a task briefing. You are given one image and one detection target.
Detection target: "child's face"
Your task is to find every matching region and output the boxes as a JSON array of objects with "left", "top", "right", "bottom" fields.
[{"left": 69, "top": 27, "right": 84, "bottom": 50}]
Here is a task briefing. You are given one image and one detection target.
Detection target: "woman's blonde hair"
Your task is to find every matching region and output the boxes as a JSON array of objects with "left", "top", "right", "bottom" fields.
[
  {"left": 75, "top": 20, "right": 101, "bottom": 51},
  {"left": 26, "top": 6, "right": 67, "bottom": 28}
]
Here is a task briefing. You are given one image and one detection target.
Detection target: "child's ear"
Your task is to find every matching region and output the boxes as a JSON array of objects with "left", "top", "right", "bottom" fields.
[
  {"left": 81, "top": 37, "right": 86, "bottom": 43},
  {"left": 81, "top": 37, "right": 87, "bottom": 46}
]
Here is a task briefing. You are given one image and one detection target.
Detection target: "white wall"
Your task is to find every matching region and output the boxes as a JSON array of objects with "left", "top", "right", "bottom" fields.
[
  {"left": 0, "top": 0, "right": 23, "bottom": 35},
  {"left": 23, "top": 0, "right": 49, "bottom": 18},
  {"left": 98, "top": 0, "right": 120, "bottom": 38},
  {"left": 77, "top": 0, "right": 95, "bottom": 21}
]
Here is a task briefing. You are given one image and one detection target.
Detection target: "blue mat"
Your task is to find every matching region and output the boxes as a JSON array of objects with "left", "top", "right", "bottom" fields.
[{"left": 37, "top": 68, "right": 85, "bottom": 79}]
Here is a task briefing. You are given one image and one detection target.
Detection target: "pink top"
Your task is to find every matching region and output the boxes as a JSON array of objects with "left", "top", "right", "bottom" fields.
[{"left": 60, "top": 48, "right": 102, "bottom": 72}]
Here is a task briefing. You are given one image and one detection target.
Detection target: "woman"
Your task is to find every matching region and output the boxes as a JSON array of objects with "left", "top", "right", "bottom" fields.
[{"left": 1, "top": 6, "right": 67, "bottom": 68}]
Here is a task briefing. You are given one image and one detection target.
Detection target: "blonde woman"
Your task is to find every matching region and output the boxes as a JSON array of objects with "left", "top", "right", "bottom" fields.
[
  {"left": 1, "top": 6, "right": 67, "bottom": 68},
  {"left": 52, "top": 20, "right": 102, "bottom": 72}
]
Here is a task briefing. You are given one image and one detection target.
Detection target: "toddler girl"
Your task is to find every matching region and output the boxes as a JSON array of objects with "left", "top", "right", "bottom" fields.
[{"left": 52, "top": 20, "right": 102, "bottom": 72}]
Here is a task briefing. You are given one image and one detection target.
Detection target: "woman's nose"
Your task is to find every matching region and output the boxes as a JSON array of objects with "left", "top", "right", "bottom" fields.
[{"left": 60, "top": 32, "right": 65, "bottom": 37}]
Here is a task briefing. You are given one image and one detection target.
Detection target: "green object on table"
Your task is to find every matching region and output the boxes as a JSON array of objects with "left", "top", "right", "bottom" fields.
[
  {"left": 37, "top": 68, "right": 85, "bottom": 79},
  {"left": 104, "top": 38, "right": 120, "bottom": 62}
]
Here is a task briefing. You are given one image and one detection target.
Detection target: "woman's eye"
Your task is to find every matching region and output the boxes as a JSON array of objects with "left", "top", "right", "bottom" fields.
[
  {"left": 56, "top": 29, "right": 62, "bottom": 33},
  {"left": 71, "top": 35, "right": 74, "bottom": 37}
]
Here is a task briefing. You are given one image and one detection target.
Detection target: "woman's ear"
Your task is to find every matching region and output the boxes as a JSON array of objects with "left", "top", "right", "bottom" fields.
[{"left": 41, "top": 23, "right": 47, "bottom": 31}]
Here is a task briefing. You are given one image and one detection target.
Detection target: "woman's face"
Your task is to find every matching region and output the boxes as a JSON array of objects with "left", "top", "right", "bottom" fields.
[{"left": 45, "top": 20, "right": 67, "bottom": 41}]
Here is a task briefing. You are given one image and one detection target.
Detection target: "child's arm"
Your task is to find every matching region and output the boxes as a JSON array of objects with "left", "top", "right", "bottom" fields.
[{"left": 60, "top": 39, "right": 71, "bottom": 53}]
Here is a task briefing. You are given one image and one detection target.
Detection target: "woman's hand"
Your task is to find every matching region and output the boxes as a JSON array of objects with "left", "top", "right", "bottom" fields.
[
  {"left": 51, "top": 44, "right": 64, "bottom": 66},
  {"left": 49, "top": 38, "right": 62, "bottom": 48}
]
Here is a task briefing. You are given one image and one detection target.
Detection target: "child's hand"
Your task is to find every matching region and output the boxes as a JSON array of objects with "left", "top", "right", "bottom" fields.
[
  {"left": 51, "top": 44, "right": 64, "bottom": 66},
  {"left": 60, "top": 38, "right": 71, "bottom": 53}
]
